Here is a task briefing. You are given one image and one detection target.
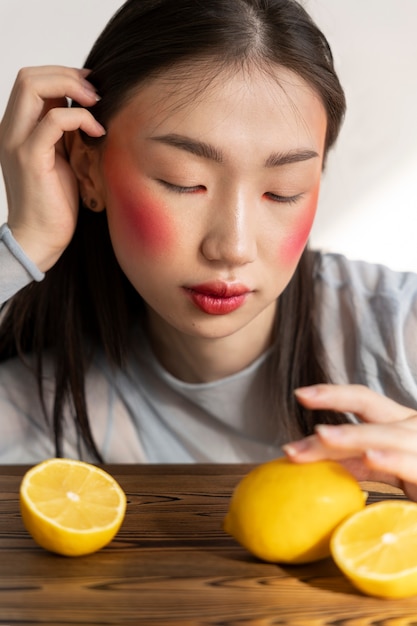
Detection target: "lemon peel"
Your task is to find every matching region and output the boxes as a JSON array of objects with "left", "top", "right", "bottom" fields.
[{"left": 224, "top": 458, "right": 365, "bottom": 564}]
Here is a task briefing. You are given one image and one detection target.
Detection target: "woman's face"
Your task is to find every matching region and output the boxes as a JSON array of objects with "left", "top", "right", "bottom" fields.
[{"left": 90, "top": 64, "right": 327, "bottom": 345}]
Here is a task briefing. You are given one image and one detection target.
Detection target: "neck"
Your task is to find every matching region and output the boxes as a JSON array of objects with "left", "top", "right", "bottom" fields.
[{"left": 147, "top": 303, "right": 277, "bottom": 383}]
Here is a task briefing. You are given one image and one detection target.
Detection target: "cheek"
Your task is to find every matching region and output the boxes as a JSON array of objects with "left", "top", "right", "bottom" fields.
[
  {"left": 278, "top": 187, "right": 319, "bottom": 265},
  {"left": 104, "top": 159, "right": 174, "bottom": 257},
  {"left": 117, "top": 191, "right": 173, "bottom": 256}
]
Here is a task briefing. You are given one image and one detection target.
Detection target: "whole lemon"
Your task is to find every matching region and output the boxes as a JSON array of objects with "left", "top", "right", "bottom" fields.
[{"left": 223, "top": 458, "right": 366, "bottom": 564}]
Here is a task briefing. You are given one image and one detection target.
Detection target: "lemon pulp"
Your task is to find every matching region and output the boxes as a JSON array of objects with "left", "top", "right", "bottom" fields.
[
  {"left": 331, "top": 500, "right": 417, "bottom": 599},
  {"left": 20, "top": 458, "right": 126, "bottom": 556}
]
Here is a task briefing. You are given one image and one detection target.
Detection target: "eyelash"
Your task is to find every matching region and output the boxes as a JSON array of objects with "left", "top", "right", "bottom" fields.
[
  {"left": 159, "top": 181, "right": 303, "bottom": 204},
  {"left": 264, "top": 192, "right": 303, "bottom": 205},
  {"left": 159, "top": 181, "right": 205, "bottom": 194}
]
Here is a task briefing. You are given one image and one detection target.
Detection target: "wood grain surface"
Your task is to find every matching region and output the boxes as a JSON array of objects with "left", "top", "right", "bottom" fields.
[{"left": 0, "top": 464, "right": 416, "bottom": 625}]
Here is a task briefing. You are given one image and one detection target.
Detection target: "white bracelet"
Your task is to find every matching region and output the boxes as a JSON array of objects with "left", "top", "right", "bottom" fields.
[{"left": 0, "top": 224, "right": 45, "bottom": 282}]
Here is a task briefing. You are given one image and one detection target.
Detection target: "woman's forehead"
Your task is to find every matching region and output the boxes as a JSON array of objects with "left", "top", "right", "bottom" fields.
[
  {"left": 113, "top": 60, "right": 326, "bottom": 129},
  {"left": 104, "top": 63, "right": 327, "bottom": 163}
]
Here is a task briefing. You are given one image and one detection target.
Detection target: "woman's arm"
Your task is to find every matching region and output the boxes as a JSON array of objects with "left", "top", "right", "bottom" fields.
[
  {"left": 0, "top": 225, "right": 44, "bottom": 304},
  {"left": 0, "top": 66, "right": 105, "bottom": 273}
]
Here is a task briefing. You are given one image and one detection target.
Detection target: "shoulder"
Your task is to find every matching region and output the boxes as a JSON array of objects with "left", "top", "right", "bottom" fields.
[
  {"left": 313, "top": 252, "right": 417, "bottom": 402},
  {"left": 315, "top": 251, "right": 417, "bottom": 298},
  {"left": 315, "top": 254, "right": 417, "bottom": 310},
  {"left": 313, "top": 251, "right": 417, "bottom": 331}
]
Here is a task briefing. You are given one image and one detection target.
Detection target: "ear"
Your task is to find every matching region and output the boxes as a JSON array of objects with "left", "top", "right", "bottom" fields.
[{"left": 68, "top": 131, "right": 106, "bottom": 212}]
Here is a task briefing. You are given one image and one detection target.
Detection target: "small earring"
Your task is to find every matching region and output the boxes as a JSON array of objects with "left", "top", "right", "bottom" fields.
[{"left": 90, "top": 199, "right": 98, "bottom": 210}]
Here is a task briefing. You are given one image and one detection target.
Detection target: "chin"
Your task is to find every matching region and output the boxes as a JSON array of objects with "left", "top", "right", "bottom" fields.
[{"left": 173, "top": 314, "right": 257, "bottom": 341}]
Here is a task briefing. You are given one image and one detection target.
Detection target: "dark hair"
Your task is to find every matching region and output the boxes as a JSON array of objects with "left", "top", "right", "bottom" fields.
[
  {"left": 0, "top": 0, "right": 347, "bottom": 460},
  {"left": 84, "top": 0, "right": 344, "bottom": 154}
]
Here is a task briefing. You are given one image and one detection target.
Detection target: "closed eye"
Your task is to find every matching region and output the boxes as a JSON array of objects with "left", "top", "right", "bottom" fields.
[
  {"left": 264, "top": 192, "right": 303, "bottom": 205},
  {"left": 158, "top": 180, "right": 206, "bottom": 194}
]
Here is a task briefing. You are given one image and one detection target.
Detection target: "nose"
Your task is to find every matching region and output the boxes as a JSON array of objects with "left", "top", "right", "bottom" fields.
[{"left": 200, "top": 189, "right": 257, "bottom": 267}]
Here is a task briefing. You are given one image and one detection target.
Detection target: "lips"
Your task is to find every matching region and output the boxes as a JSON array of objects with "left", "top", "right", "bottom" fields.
[{"left": 184, "top": 281, "right": 251, "bottom": 315}]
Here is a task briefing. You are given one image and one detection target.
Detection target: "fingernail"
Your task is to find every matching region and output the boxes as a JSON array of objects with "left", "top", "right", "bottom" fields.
[
  {"left": 282, "top": 440, "right": 310, "bottom": 457},
  {"left": 86, "top": 90, "right": 101, "bottom": 102},
  {"left": 294, "top": 386, "right": 319, "bottom": 399},
  {"left": 315, "top": 424, "right": 341, "bottom": 439},
  {"left": 82, "top": 80, "right": 100, "bottom": 98}
]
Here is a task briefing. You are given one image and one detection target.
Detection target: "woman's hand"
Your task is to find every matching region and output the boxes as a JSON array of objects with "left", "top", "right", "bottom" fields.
[
  {"left": 283, "top": 384, "right": 417, "bottom": 500},
  {"left": 0, "top": 66, "right": 106, "bottom": 272}
]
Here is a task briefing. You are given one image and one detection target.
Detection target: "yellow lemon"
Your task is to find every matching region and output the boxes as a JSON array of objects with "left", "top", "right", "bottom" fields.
[
  {"left": 20, "top": 458, "right": 126, "bottom": 556},
  {"left": 331, "top": 500, "right": 417, "bottom": 599},
  {"left": 223, "top": 458, "right": 365, "bottom": 564}
]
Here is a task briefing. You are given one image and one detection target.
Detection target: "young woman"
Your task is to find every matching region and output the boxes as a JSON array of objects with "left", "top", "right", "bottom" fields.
[{"left": 0, "top": 0, "right": 416, "bottom": 498}]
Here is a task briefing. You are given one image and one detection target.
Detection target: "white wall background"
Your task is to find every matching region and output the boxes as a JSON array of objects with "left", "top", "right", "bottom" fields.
[{"left": 0, "top": 0, "right": 416, "bottom": 272}]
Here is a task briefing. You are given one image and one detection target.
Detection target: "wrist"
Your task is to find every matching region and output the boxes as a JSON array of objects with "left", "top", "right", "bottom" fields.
[
  {"left": 0, "top": 224, "right": 45, "bottom": 281},
  {"left": 6, "top": 223, "right": 69, "bottom": 273}
]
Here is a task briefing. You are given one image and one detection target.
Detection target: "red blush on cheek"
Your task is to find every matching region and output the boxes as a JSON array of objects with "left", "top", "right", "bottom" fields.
[
  {"left": 119, "top": 190, "right": 173, "bottom": 256},
  {"left": 105, "top": 164, "right": 174, "bottom": 256},
  {"left": 279, "top": 187, "right": 320, "bottom": 265}
]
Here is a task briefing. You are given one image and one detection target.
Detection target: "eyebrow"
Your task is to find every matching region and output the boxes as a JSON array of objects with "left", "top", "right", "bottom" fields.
[{"left": 150, "top": 133, "right": 319, "bottom": 167}]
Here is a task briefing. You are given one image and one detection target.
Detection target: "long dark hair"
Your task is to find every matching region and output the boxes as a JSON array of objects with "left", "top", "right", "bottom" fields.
[{"left": 0, "top": 0, "right": 347, "bottom": 460}]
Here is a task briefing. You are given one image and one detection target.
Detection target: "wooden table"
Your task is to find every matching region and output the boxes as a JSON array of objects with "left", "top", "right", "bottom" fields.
[{"left": 1, "top": 464, "right": 416, "bottom": 625}]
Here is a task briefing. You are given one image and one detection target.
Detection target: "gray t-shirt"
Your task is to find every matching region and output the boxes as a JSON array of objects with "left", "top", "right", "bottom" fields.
[{"left": 1, "top": 227, "right": 416, "bottom": 464}]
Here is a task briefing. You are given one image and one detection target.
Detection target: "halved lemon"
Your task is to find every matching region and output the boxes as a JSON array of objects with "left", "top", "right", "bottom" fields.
[
  {"left": 331, "top": 500, "right": 417, "bottom": 598},
  {"left": 20, "top": 458, "right": 126, "bottom": 556}
]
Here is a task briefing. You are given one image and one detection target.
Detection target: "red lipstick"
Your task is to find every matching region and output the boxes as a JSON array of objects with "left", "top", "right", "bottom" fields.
[{"left": 184, "top": 281, "right": 251, "bottom": 315}]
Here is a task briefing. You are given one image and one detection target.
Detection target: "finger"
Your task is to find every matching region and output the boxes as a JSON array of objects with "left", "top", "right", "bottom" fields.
[
  {"left": 284, "top": 419, "right": 417, "bottom": 462},
  {"left": 37, "top": 70, "right": 93, "bottom": 117},
  {"left": 5, "top": 65, "right": 90, "bottom": 78},
  {"left": 40, "top": 97, "right": 70, "bottom": 118},
  {"left": 283, "top": 433, "right": 345, "bottom": 462},
  {"left": 294, "top": 384, "right": 414, "bottom": 423},
  {"left": 4, "top": 67, "right": 98, "bottom": 119},
  {"left": 316, "top": 421, "right": 417, "bottom": 455},
  {"left": 42, "top": 99, "right": 73, "bottom": 160},
  {"left": 1, "top": 67, "right": 99, "bottom": 146},
  {"left": 338, "top": 456, "right": 401, "bottom": 486},
  {"left": 21, "top": 108, "right": 105, "bottom": 168},
  {"left": 282, "top": 434, "right": 402, "bottom": 486},
  {"left": 364, "top": 449, "right": 417, "bottom": 500},
  {"left": 283, "top": 435, "right": 404, "bottom": 488}
]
